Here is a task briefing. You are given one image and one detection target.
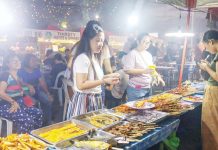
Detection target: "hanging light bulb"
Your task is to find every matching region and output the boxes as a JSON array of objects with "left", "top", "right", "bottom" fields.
[{"left": 61, "top": 21, "right": 68, "bottom": 29}]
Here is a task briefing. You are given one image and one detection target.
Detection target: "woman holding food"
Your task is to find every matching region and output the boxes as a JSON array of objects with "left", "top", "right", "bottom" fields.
[
  {"left": 198, "top": 30, "right": 218, "bottom": 150},
  {"left": 66, "top": 20, "right": 119, "bottom": 119},
  {"left": 0, "top": 54, "right": 43, "bottom": 133},
  {"left": 122, "top": 33, "right": 165, "bottom": 101}
]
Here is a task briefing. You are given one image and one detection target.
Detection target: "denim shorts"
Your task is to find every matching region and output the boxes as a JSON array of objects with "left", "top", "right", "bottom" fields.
[{"left": 126, "top": 86, "right": 151, "bottom": 102}]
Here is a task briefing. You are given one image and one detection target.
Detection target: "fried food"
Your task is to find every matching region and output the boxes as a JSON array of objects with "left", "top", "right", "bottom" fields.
[
  {"left": 114, "top": 104, "right": 136, "bottom": 114},
  {"left": 0, "top": 134, "right": 46, "bottom": 150},
  {"left": 168, "top": 86, "right": 197, "bottom": 96},
  {"left": 154, "top": 99, "right": 191, "bottom": 114},
  {"left": 107, "top": 122, "right": 158, "bottom": 139},
  {"left": 183, "top": 96, "right": 203, "bottom": 102},
  {"left": 39, "top": 123, "right": 86, "bottom": 143},
  {"left": 135, "top": 93, "right": 181, "bottom": 108},
  {"left": 74, "top": 140, "right": 111, "bottom": 150},
  {"left": 133, "top": 93, "right": 190, "bottom": 114},
  {"left": 89, "top": 114, "right": 120, "bottom": 128}
]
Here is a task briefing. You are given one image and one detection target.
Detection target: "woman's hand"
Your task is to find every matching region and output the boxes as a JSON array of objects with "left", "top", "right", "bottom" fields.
[
  {"left": 103, "top": 73, "right": 120, "bottom": 85},
  {"left": 199, "top": 60, "right": 210, "bottom": 71},
  {"left": 157, "top": 75, "right": 165, "bottom": 86},
  {"left": 144, "top": 68, "right": 154, "bottom": 74},
  {"left": 152, "top": 75, "right": 165, "bottom": 87},
  {"left": 103, "top": 77, "right": 120, "bottom": 85},
  {"left": 103, "top": 73, "right": 120, "bottom": 79},
  {"left": 8, "top": 101, "right": 20, "bottom": 113}
]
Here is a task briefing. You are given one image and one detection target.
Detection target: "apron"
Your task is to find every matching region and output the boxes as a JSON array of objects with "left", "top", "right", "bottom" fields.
[{"left": 202, "top": 85, "right": 218, "bottom": 150}]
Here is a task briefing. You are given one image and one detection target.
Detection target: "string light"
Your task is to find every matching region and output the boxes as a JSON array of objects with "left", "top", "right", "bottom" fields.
[{"left": 4, "top": 0, "right": 118, "bottom": 29}]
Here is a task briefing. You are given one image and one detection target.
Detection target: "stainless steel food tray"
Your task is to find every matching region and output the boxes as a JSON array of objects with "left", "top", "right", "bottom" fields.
[
  {"left": 55, "top": 130, "right": 116, "bottom": 149},
  {"left": 103, "top": 120, "right": 158, "bottom": 140},
  {"left": 103, "top": 121, "right": 130, "bottom": 133},
  {"left": 31, "top": 119, "right": 94, "bottom": 146},
  {"left": 72, "top": 109, "right": 124, "bottom": 129},
  {"left": 127, "top": 110, "right": 169, "bottom": 123}
]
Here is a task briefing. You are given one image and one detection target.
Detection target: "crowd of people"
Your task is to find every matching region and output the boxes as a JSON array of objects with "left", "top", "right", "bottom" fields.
[
  {"left": 0, "top": 20, "right": 218, "bottom": 150},
  {"left": 0, "top": 49, "right": 68, "bottom": 132}
]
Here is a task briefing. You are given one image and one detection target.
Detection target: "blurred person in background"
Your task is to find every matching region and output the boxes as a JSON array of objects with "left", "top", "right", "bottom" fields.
[
  {"left": 43, "top": 49, "right": 54, "bottom": 68},
  {"left": 64, "top": 48, "right": 71, "bottom": 63},
  {"left": 0, "top": 54, "right": 42, "bottom": 133},
  {"left": 50, "top": 53, "right": 67, "bottom": 87},
  {"left": 18, "top": 54, "right": 53, "bottom": 126}
]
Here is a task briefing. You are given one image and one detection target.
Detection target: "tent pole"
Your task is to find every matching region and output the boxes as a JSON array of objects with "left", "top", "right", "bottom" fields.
[{"left": 178, "top": 9, "right": 191, "bottom": 87}]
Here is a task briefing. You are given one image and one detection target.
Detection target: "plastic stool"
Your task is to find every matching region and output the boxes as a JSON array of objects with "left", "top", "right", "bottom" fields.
[{"left": 0, "top": 117, "right": 13, "bottom": 136}]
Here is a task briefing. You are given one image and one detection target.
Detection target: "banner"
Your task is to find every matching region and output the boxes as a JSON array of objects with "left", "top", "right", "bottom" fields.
[{"left": 22, "top": 29, "right": 80, "bottom": 43}]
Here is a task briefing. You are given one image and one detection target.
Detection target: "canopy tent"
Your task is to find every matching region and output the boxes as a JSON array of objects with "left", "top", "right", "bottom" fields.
[
  {"left": 158, "top": 0, "right": 218, "bottom": 86},
  {"left": 158, "top": 0, "right": 218, "bottom": 8}
]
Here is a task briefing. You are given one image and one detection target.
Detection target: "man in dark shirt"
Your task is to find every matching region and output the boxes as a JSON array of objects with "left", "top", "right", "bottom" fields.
[
  {"left": 50, "top": 53, "right": 67, "bottom": 87},
  {"left": 43, "top": 49, "right": 54, "bottom": 68}
]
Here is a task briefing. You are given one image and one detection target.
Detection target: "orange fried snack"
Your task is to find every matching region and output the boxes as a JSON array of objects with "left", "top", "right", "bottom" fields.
[
  {"left": 114, "top": 104, "right": 136, "bottom": 113},
  {"left": 0, "top": 134, "right": 46, "bottom": 150}
]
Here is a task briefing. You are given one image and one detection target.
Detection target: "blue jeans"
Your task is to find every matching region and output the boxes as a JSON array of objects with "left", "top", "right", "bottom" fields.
[
  {"left": 34, "top": 88, "right": 52, "bottom": 126},
  {"left": 127, "top": 86, "right": 150, "bottom": 102}
]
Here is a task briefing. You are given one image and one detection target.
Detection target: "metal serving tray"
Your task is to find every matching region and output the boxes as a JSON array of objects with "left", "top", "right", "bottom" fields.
[
  {"left": 31, "top": 119, "right": 94, "bottom": 146},
  {"left": 111, "top": 105, "right": 138, "bottom": 117},
  {"left": 166, "top": 87, "right": 198, "bottom": 97},
  {"left": 103, "top": 121, "right": 130, "bottom": 132},
  {"left": 103, "top": 120, "right": 158, "bottom": 141},
  {"left": 55, "top": 130, "right": 116, "bottom": 149},
  {"left": 72, "top": 109, "right": 124, "bottom": 129},
  {"left": 128, "top": 110, "right": 169, "bottom": 123}
]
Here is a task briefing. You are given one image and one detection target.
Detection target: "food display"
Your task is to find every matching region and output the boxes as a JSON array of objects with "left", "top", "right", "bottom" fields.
[
  {"left": 183, "top": 95, "right": 203, "bottom": 103},
  {"left": 146, "top": 93, "right": 182, "bottom": 103},
  {"left": 134, "top": 93, "right": 181, "bottom": 109},
  {"left": 106, "top": 121, "right": 158, "bottom": 139},
  {"left": 129, "top": 110, "right": 169, "bottom": 123},
  {"left": 0, "top": 134, "right": 46, "bottom": 150},
  {"left": 167, "top": 86, "right": 197, "bottom": 96},
  {"left": 113, "top": 104, "right": 137, "bottom": 114},
  {"left": 56, "top": 129, "right": 117, "bottom": 150},
  {"left": 74, "top": 140, "right": 111, "bottom": 150},
  {"left": 38, "top": 123, "right": 86, "bottom": 143},
  {"left": 154, "top": 99, "right": 192, "bottom": 115},
  {"left": 126, "top": 101, "right": 155, "bottom": 110},
  {"left": 22, "top": 81, "right": 201, "bottom": 149},
  {"left": 89, "top": 114, "right": 120, "bottom": 128},
  {"left": 73, "top": 110, "right": 122, "bottom": 129}
]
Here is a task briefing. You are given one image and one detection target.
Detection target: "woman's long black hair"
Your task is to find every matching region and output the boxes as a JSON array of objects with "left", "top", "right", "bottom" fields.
[
  {"left": 74, "top": 20, "right": 103, "bottom": 62},
  {"left": 203, "top": 30, "right": 218, "bottom": 43},
  {"left": 130, "top": 32, "right": 149, "bottom": 50},
  {"left": 71, "top": 20, "right": 104, "bottom": 80}
]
